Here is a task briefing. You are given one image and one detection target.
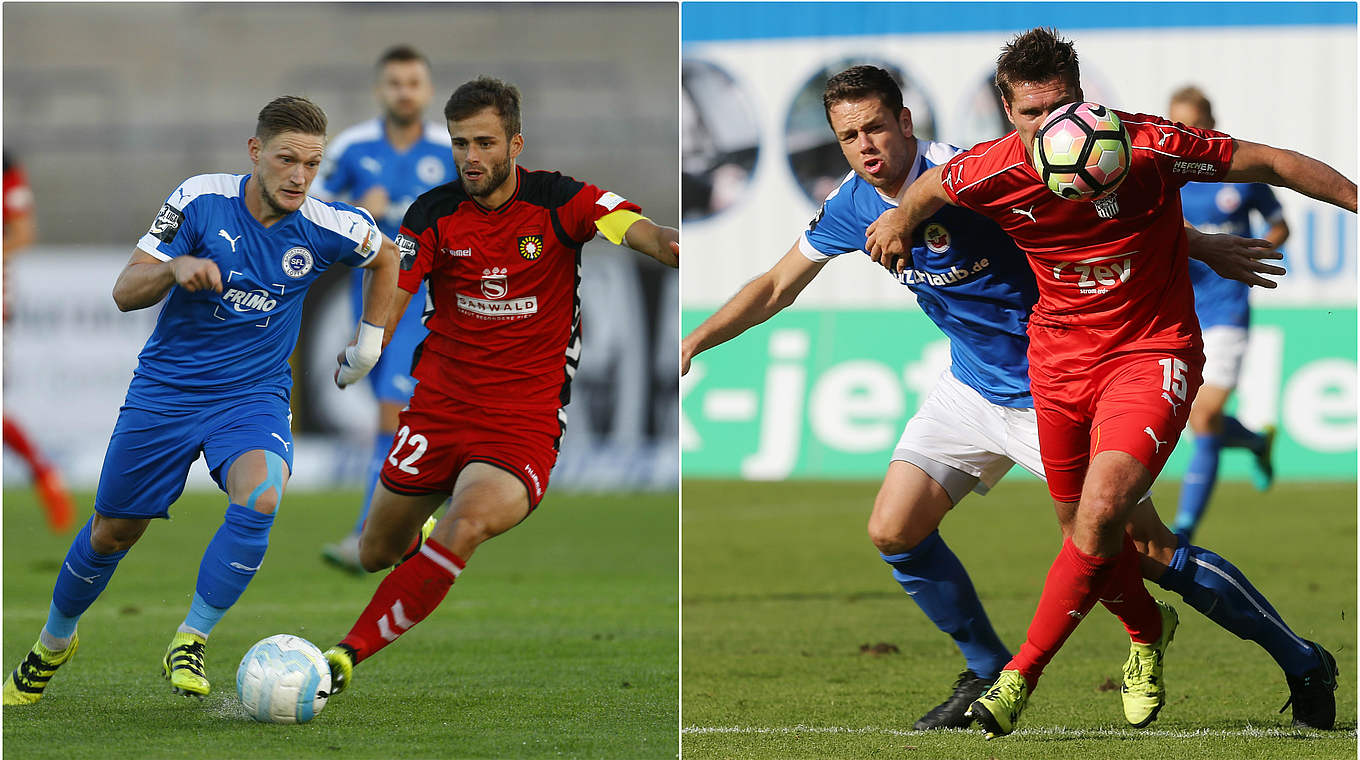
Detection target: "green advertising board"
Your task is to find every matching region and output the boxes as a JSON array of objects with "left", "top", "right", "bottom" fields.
[{"left": 682, "top": 308, "right": 1357, "bottom": 481}]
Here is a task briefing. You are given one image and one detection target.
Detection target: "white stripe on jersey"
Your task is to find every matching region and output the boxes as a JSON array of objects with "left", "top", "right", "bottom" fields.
[
  {"left": 299, "top": 197, "right": 381, "bottom": 264},
  {"left": 325, "top": 118, "right": 384, "bottom": 165},
  {"left": 136, "top": 173, "right": 243, "bottom": 260},
  {"left": 167, "top": 173, "right": 243, "bottom": 210},
  {"left": 1121, "top": 118, "right": 1233, "bottom": 141},
  {"left": 422, "top": 120, "right": 452, "bottom": 146}
]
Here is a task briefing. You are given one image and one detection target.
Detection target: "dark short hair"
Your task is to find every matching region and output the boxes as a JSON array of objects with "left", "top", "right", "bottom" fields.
[
  {"left": 255, "top": 96, "right": 328, "bottom": 143},
  {"left": 444, "top": 77, "right": 522, "bottom": 138},
  {"left": 822, "top": 65, "right": 904, "bottom": 126},
  {"left": 376, "top": 44, "right": 430, "bottom": 73},
  {"left": 1169, "top": 85, "right": 1215, "bottom": 128},
  {"left": 994, "top": 27, "right": 1080, "bottom": 102}
]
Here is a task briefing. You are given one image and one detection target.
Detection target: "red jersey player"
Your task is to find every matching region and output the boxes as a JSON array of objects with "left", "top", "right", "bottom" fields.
[
  {"left": 2, "top": 151, "right": 75, "bottom": 533},
  {"left": 866, "top": 28, "right": 1355, "bottom": 739},
  {"left": 322, "top": 77, "right": 678, "bottom": 697}
]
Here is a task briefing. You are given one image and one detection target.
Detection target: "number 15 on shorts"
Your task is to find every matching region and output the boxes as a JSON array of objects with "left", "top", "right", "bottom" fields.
[{"left": 1159, "top": 357, "right": 1189, "bottom": 401}]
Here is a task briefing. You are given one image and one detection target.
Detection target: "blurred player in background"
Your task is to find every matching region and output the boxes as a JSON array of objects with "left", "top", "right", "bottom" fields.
[
  {"left": 314, "top": 45, "right": 457, "bottom": 572},
  {"left": 685, "top": 64, "right": 1330, "bottom": 734},
  {"left": 867, "top": 27, "right": 1354, "bottom": 738},
  {"left": 2, "top": 97, "right": 400, "bottom": 705},
  {"left": 322, "top": 77, "right": 678, "bottom": 698},
  {"left": 1168, "top": 86, "right": 1286, "bottom": 542},
  {"left": 2, "top": 151, "right": 75, "bottom": 533}
]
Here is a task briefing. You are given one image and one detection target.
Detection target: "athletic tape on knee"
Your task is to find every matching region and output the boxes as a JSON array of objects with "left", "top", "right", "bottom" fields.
[{"left": 245, "top": 451, "right": 286, "bottom": 513}]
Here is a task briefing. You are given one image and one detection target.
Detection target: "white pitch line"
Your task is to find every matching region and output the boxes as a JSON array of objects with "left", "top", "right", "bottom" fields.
[{"left": 682, "top": 724, "right": 1355, "bottom": 740}]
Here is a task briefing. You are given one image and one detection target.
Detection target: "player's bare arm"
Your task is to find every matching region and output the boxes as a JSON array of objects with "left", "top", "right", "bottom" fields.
[
  {"left": 1226, "top": 139, "right": 1357, "bottom": 213},
  {"left": 680, "top": 243, "right": 826, "bottom": 375},
  {"left": 621, "top": 217, "right": 679, "bottom": 268},
  {"left": 336, "top": 235, "right": 399, "bottom": 388},
  {"left": 112, "top": 249, "right": 222, "bottom": 312},
  {"left": 865, "top": 164, "right": 951, "bottom": 274},
  {"left": 1183, "top": 226, "right": 1285, "bottom": 289}
]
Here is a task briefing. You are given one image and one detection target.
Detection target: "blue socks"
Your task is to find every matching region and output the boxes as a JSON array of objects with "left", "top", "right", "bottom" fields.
[
  {"left": 1174, "top": 433, "right": 1221, "bottom": 539},
  {"left": 881, "top": 530, "right": 1010, "bottom": 679},
  {"left": 46, "top": 517, "right": 128, "bottom": 641},
  {"left": 1155, "top": 537, "right": 1317, "bottom": 675},
  {"left": 354, "top": 431, "right": 392, "bottom": 534},
  {"left": 188, "top": 503, "right": 275, "bottom": 634}
]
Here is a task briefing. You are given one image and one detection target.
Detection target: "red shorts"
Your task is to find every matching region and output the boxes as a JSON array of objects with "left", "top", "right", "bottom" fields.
[
  {"left": 1032, "top": 348, "right": 1202, "bottom": 503},
  {"left": 378, "top": 384, "right": 563, "bottom": 508}
]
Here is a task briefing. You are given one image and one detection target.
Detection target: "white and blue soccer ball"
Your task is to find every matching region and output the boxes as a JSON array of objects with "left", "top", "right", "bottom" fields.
[{"left": 236, "top": 634, "right": 331, "bottom": 724}]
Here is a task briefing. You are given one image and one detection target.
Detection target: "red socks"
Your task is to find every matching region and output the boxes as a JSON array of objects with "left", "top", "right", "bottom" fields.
[
  {"left": 1007, "top": 536, "right": 1162, "bottom": 689},
  {"left": 340, "top": 539, "right": 465, "bottom": 664}
]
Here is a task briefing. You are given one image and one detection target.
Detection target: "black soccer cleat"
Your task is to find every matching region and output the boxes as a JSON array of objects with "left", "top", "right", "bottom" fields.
[
  {"left": 1279, "top": 641, "right": 1338, "bottom": 730},
  {"left": 913, "top": 669, "right": 993, "bottom": 730}
]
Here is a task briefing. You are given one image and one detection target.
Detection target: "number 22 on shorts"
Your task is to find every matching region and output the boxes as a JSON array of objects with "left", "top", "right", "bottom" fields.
[
  {"left": 387, "top": 425, "right": 429, "bottom": 474},
  {"left": 1159, "top": 357, "right": 1189, "bottom": 401}
]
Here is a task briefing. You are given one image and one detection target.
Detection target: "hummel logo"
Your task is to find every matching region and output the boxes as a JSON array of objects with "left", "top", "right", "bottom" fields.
[
  {"left": 1160, "top": 392, "right": 1182, "bottom": 414},
  {"left": 1144, "top": 426, "right": 1168, "bottom": 453},
  {"left": 270, "top": 432, "right": 291, "bottom": 452},
  {"left": 64, "top": 562, "right": 99, "bottom": 584},
  {"left": 218, "top": 229, "right": 242, "bottom": 252},
  {"left": 1068, "top": 609, "right": 1085, "bottom": 620},
  {"left": 1157, "top": 129, "right": 1174, "bottom": 146},
  {"left": 230, "top": 561, "right": 263, "bottom": 572},
  {"left": 1010, "top": 205, "right": 1038, "bottom": 223}
]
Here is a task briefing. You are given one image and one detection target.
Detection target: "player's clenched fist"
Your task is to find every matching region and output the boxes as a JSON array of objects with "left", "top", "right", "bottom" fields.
[
  {"left": 865, "top": 208, "right": 914, "bottom": 275},
  {"left": 171, "top": 255, "right": 224, "bottom": 293}
]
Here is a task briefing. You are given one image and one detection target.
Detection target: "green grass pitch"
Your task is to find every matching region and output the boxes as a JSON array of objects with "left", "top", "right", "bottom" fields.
[
  {"left": 3, "top": 487, "right": 677, "bottom": 759},
  {"left": 682, "top": 478, "right": 1356, "bottom": 760}
]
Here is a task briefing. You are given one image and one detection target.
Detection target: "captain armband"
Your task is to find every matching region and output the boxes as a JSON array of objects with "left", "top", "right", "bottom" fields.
[{"left": 594, "top": 209, "right": 648, "bottom": 246}]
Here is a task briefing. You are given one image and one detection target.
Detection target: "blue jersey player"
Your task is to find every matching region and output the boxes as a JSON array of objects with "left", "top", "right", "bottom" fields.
[
  {"left": 3, "top": 96, "right": 400, "bottom": 705},
  {"left": 1168, "top": 87, "right": 1288, "bottom": 542},
  {"left": 681, "top": 66, "right": 1337, "bottom": 731},
  {"left": 313, "top": 46, "right": 457, "bottom": 572}
]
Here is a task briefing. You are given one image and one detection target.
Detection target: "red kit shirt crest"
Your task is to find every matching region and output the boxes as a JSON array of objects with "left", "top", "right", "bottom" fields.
[{"left": 396, "top": 167, "right": 642, "bottom": 411}]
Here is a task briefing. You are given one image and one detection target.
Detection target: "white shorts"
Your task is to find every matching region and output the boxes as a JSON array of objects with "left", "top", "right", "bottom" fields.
[
  {"left": 891, "top": 369, "right": 1045, "bottom": 504},
  {"left": 1201, "top": 325, "right": 1248, "bottom": 389}
]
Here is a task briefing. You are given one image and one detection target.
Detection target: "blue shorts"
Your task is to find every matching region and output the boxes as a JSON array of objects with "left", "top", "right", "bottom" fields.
[
  {"left": 350, "top": 270, "right": 427, "bottom": 404},
  {"left": 93, "top": 394, "right": 295, "bottom": 519}
]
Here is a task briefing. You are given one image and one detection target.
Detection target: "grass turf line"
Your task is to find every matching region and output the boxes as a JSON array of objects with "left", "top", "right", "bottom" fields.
[
  {"left": 3, "top": 488, "right": 677, "bottom": 760},
  {"left": 682, "top": 478, "right": 1356, "bottom": 760}
]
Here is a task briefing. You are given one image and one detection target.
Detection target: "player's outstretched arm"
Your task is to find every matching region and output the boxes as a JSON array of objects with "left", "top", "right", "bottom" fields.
[
  {"left": 865, "top": 165, "right": 951, "bottom": 275},
  {"left": 681, "top": 243, "right": 826, "bottom": 375},
  {"left": 1226, "top": 140, "right": 1357, "bottom": 213},
  {"left": 336, "top": 236, "right": 399, "bottom": 388},
  {"left": 621, "top": 217, "right": 680, "bottom": 268},
  {"left": 1184, "top": 226, "right": 1286, "bottom": 289},
  {"left": 112, "top": 249, "right": 222, "bottom": 312}
]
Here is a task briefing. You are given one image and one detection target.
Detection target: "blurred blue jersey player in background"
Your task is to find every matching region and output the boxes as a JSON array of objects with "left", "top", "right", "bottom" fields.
[
  {"left": 681, "top": 66, "right": 1336, "bottom": 732},
  {"left": 3, "top": 96, "right": 400, "bottom": 705},
  {"left": 314, "top": 46, "right": 456, "bottom": 572},
  {"left": 1168, "top": 86, "right": 1286, "bottom": 542}
]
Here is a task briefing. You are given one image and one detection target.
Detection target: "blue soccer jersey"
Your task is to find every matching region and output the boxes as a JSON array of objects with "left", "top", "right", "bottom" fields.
[
  {"left": 800, "top": 139, "right": 1036, "bottom": 408},
  {"left": 131, "top": 173, "right": 380, "bottom": 408},
  {"left": 1181, "top": 182, "right": 1284, "bottom": 329},
  {"left": 315, "top": 118, "right": 455, "bottom": 238}
]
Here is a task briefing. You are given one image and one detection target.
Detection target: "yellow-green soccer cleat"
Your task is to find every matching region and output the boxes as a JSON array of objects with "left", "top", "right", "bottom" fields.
[
  {"left": 3, "top": 633, "right": 79, "bottom": 705},
  {"left": 162, "top": 632, "right": 209, "bottom": 698},
  {"left": 1122, "top": 600, "right": 1178, "bottom": 727},
  {"left": 966, "top": 669, "right": 1030, "bottom": 740},
  {"left": 323, "top": 644, "right": 356, "bottom": 697},
  {"left": 397, "top": 515, "right": 439, "bottom": 566}
]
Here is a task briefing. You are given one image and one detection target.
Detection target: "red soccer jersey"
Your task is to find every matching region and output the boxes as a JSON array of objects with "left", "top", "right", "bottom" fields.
[
  {"left": 396, "top": 166, "right": 642, "bottom": 412},
  {"left": 941, "top": 111, "right": 1235, "bottom": 359}
]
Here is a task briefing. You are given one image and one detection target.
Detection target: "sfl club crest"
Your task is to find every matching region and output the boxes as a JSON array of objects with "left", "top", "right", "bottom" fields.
[{"left": 518, "top": 235, "right": 544, "bottom": 260}]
